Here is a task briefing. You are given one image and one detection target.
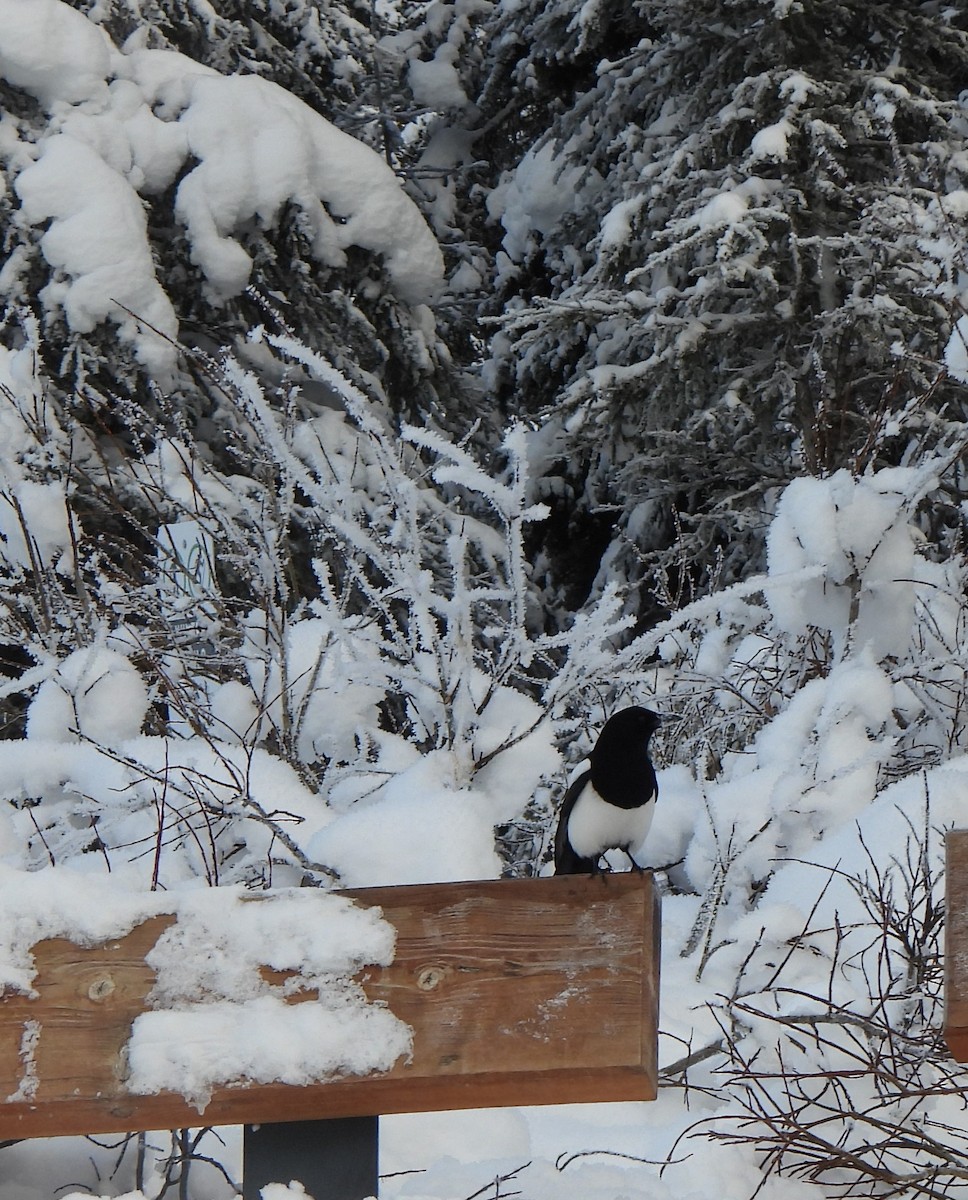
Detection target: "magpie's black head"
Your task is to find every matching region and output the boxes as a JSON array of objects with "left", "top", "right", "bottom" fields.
[{"left": 591, "top": 706, "right": 661, "bottom": 758}]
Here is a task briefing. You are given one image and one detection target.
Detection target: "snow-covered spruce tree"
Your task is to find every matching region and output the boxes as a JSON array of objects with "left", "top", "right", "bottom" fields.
[
  {"left": 0, "top": 0, "right": 466, "bottom": 451},
  {"left": 470, "top": 0, "right": 968, "bottom": 620}
]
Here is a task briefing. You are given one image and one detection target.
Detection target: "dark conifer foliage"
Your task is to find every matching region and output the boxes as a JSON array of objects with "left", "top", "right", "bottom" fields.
[{"left": 463, "top": 0, "right": 968, "bottom": 619}]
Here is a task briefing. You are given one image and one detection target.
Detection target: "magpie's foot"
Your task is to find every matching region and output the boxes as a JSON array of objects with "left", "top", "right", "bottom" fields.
[{"left": 591, "top": 857, "right": 613, "bottom": 883}]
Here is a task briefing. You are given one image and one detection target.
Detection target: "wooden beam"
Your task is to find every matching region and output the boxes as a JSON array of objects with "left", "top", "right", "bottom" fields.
[
  {"left": 945, "top": 830, "right": 968, "bottom": 1061},
  {"left": 0, "top": 873, "right": 660, "bottom": 1139}
]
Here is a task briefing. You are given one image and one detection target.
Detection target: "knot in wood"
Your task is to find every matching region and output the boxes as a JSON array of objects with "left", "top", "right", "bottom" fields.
[
  {"left": 87, "top": 975, "right": 116, "bottom": 1002},
  {"left": 416, "top": 964, "right": 447, "bottom": 991}
]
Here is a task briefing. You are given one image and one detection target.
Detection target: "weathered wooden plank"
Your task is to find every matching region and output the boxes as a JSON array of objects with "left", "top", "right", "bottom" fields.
[
  {"left": 0, "top": 873, "right": 660, "bottom": 1139},
  {"left": 945, "top": 830, "right": 968, "bottom": 1061}
]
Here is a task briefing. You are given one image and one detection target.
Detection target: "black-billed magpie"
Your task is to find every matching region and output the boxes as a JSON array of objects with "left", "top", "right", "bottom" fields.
[{"left": 553, "top": 706, "right": 661, "bottom": 875}]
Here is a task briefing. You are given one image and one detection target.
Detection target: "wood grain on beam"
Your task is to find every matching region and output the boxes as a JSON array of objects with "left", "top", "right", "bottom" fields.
[{"left": 0, "top": 873, "right": 660, "bottom": 1139}]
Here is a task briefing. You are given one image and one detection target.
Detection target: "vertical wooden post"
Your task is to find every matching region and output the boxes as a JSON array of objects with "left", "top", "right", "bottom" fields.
[
  {"left": 243, "top": 1116, "right": 379, "bottom": 1200},
  {"left": 945, "top": 830, "right": 968, "bottom": 1061}
]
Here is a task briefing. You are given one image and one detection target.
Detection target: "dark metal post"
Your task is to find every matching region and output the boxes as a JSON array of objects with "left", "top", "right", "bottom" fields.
[{"left": 243, "top": 1117, "right": 379, "bottom": 1199}]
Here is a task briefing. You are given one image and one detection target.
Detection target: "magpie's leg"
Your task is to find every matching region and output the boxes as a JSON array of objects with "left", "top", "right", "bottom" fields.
[
  {"left": 592, "top": 855, "right": 611, "bottom": 882},
  {"left": 626, "top": 850, "right": 645, "bottom": 874}
]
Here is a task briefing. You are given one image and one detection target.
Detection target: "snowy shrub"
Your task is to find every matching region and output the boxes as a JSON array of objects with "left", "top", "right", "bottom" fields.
[
  {"left": 637, "top": 461, "right": 968, "bottom": 901},
  {"left": 589, "top": 458, "right": 968, "bottom": 1200},
  {"left": 665, "top": 779, "right": 966, "bottom": 1200},
  {"left": 0, "top": 321, "right": 643, "bottom": 891}
]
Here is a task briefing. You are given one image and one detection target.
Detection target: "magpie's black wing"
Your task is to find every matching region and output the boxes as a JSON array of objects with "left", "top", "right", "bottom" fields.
[{"left": 553, "top": 769, "right": 599, "bottom": 875}]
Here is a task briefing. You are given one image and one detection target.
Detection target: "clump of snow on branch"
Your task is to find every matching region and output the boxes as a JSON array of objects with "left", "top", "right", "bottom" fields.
[
  {"left": 764, "top": 465, "right": 935, "bottom": 656},
  {"left": 639, "top": 459, "right": 967, "bottom": 898}
]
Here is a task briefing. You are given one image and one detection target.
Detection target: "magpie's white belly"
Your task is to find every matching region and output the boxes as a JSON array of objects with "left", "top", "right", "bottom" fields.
[{"left": 567, "top": 782, "right": 655, "bottom": 859}]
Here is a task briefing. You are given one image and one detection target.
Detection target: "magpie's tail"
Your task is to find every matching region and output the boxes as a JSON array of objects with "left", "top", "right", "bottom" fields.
[{"left": 553, "top": 843, "right": 602, "bottom": 876}]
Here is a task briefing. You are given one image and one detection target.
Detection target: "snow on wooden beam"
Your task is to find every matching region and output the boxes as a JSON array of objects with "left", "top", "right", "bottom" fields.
[
  {"left": 945, "top": 830, "right": 968, "bottom": 1062},
  {"left": 0, "top": 873, "right": 660, "bottom": 1139}
]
